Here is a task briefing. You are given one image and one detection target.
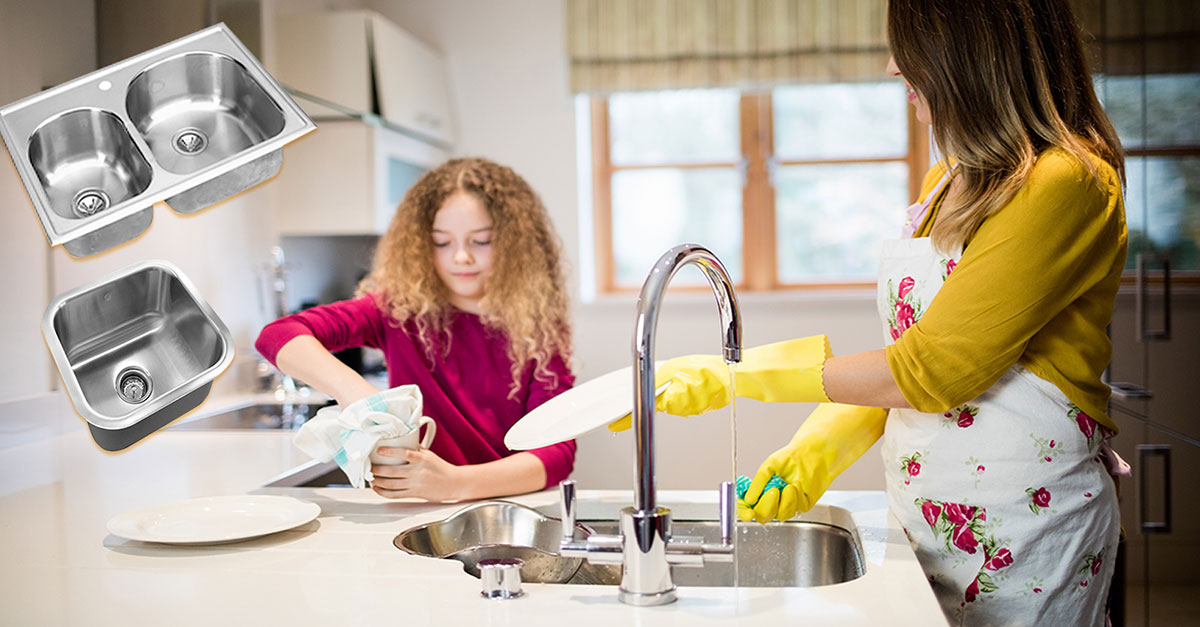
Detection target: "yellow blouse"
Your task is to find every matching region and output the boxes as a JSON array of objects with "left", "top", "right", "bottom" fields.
[{"left": 885, "top": 148, "right": 1126, "bottom": 431}]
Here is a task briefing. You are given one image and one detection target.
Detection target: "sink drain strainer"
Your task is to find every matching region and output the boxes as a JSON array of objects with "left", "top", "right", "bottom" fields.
[
  {"left": 172, "top": 128, "right": 209, "bottom": 155},
  {"left": 116, "top": 367, "right": 152, "bottom": 404},
  {"left": 72, "top": 189, "right": 109, "bottom": 217}
]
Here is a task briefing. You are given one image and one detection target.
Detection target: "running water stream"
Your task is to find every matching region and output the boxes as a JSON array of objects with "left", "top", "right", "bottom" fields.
[{"left": 729, "top": 363, "right": 739, "bottom": 590}]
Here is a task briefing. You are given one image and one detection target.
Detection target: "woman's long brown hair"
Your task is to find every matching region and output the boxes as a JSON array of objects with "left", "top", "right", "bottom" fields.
[
  {"left": 358, "top": 158, "right": 572, "bottom": 398},
  {"left": 888, "top": 0, "right": 1124, "bottom": 252}
]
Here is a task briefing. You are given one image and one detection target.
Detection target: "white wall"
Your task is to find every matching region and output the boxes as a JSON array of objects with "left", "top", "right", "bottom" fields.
[
  {"left": 0, "top": 0, "right": 97, "bottom": 402},
  {"left": 369, "top": 0, "right": 888, "bottom": 491}
]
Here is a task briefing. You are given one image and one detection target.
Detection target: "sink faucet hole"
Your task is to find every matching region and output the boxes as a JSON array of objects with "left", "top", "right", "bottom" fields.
[
  {"left": 72, "top": 189, "right": 110, "bottom": 217},
  {"left": 172, "top": 128, "right": 209, "bottom": 155},
  {"left": 116, "top": 367, "right": 153, "bottom": 404}
]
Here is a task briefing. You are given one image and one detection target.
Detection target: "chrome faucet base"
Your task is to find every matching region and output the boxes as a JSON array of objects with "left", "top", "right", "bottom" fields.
[
  {"left": 618, "top": 588, "right": 677, "bottom": 606},
  {"left": 618, "top": 507, "right": 674, "bottom": 602}
]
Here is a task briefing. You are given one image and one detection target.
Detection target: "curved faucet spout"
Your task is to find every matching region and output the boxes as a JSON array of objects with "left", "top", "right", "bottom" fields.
[{"left": 632, "top": 244, "right": 742, "bottom": 513}]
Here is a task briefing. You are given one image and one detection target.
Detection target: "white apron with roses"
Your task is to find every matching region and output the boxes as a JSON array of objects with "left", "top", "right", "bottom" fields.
[{"left": 877, "top": 183, "right": 1120, "bottom": 626}]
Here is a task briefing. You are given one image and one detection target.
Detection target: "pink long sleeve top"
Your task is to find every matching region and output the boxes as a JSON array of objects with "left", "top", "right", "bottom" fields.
[{"left": 254, "top": 295, "right": 576, "bottom": 488}]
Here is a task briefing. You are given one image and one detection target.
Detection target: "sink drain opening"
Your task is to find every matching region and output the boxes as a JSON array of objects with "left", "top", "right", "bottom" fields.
[
  {"left": 116, "top": 367, "right": 152, "bottom": 404},
  {"left": 172, "top": 128, "right": 209, "bottom": 155},
  {"left": 72, "top": 189, "right": 109, "bottom": 217}
]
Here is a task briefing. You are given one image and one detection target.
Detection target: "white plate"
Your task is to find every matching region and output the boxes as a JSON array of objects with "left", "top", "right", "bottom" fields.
[
  {"left": 106, "top": 495, "right": 321, "bottom": 545},
  {"left": 505, "top": 365, "right": 668, "bottom": 450}
]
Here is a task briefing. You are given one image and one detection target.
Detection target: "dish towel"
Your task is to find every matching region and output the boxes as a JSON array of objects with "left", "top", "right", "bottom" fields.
[{"left": 293, "top": 385, "right": 424, "bottom": 488}]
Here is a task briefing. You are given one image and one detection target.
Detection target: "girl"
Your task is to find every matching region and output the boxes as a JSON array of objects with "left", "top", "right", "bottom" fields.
[
  {"left": 255, "top": 158, "right": 576, "bottom": 502},
  {"left": 644, "top": 0, "right": 1126, "bottom": 623}
]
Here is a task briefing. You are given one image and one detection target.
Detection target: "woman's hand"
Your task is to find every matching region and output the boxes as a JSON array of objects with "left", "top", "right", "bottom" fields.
[{"left": 369, "top": 447, "right": 466, "bottom": 501}]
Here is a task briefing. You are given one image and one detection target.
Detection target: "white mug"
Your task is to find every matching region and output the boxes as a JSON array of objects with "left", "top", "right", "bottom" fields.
[{"left": 369, "top": 416, "right": 436, "bottom": 466}]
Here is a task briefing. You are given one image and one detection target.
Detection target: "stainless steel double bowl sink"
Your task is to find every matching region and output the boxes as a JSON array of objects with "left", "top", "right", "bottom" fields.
[
  {"left": 43, "top": 261, "right": 233, "bottom": 451},
  {"left": 394, "top": 501, "right": 866, "bottom": 588},
  {"left": 0, "top": 24, "right": 314, "bottom": 257}
]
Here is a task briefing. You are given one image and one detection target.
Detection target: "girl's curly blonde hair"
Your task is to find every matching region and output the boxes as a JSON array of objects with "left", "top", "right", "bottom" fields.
[{"left": 357, "top": 157, "right": 572, "bottom": 398}]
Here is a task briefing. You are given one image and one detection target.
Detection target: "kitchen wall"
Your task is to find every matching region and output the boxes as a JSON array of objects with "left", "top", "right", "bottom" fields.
[
  {"left": 0, "top": 0, "right": 886, "bottom": 489},
  {"left": 0, "top": 0, "right": 96, "bottom": 403},
  {"left": 367, "top": 0, "right": 888, "bottom": 491}
]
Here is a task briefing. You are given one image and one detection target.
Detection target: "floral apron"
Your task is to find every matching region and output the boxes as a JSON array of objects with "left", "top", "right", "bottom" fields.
[{"left": 877, "top": 176, "right": 1120, "bottom": 626}]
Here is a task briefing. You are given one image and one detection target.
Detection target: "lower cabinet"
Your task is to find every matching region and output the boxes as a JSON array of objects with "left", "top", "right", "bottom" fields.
[{"left": 1109, "top": 406, "right": 1200, "bottom": 627}]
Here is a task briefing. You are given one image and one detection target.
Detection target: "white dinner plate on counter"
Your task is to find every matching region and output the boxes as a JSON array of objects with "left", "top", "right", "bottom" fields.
[
  {"left": 505, "top": 364, "right": 668, "bottom": 451},
  {"left": 107, "top": 495, "right": 321, "bottom": 545}
]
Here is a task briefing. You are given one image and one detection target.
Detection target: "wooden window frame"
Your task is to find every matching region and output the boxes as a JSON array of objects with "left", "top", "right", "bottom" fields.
[{"left": 591, "top": 90, "right": 929, "bottom": 293}]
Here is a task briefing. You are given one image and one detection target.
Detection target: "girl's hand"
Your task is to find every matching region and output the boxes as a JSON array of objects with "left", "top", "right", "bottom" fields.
[
  {"left": 333, "top": 378, "right": 381, "bottom": 409},
  {"left": 370, "top": 448, "right": 466, "bottom": 501}
]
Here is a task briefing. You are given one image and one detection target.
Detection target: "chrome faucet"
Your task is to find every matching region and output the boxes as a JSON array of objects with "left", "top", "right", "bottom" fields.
[
  {"left": 256, "top": 246, "right": 298, "bottom": 398},
  {"left": 560, "top": 244, "right": 742, "bottom": 606}
]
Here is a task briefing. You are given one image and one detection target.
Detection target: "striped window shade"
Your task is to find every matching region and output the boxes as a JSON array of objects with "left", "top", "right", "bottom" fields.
[{"left": 565, "top": 0, "right": 892, "bottom": 93}]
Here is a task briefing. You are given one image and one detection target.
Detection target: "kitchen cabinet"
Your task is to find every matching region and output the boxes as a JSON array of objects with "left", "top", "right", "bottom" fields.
[
  {"left": 274, "top": 119, "right": 446, "bottom": 236},
  {"left": 97, "top": 0, "right": 208, "bottom": 66},
  {"left": 1108, "top": 397, "right": 1200, "bottom": 627},
  {"left": 1082, "top": 0, "right": 1200, "bottom": 623},
  {"left": 271, "top": 10, "right": 456, "bottom": 147}
]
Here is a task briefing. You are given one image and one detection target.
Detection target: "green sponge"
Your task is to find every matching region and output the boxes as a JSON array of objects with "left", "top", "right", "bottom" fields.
[{"left": 735, "top": 475, "right": 788, "bottom": 506}]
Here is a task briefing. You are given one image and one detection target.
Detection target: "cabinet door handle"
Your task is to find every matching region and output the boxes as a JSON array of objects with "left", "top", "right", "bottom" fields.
[
  {"left": 1136, "top": 252, "right": 1171, "bottom": 341},
  {"left": 1110, "top": 382, "right": 1153, "bottom": 400},
  {"left": 1137, "top": 443, "right": 1171, "bottom": 534}
]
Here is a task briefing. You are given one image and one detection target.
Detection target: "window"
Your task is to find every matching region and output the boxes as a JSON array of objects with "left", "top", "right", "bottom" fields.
[
  {"left": 1097, "top": 73, "right": 1200, "bottom": 273},
  {"left": 589, "top": 83, "right": 928, "bottom": 292}
]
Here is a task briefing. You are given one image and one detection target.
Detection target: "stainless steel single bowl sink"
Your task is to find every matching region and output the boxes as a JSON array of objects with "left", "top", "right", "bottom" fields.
[
  {"left": 43, "top": 261, "right": 234, "bottom": 451},
  {"left": 0, "top": 24, "right": 314, "bottom": 257},
  {"left": 394, "top": 501, "right": 597, "bottom": 584},
  {"left": 570, "top": 515, "right": 866, "bottom": 588}
]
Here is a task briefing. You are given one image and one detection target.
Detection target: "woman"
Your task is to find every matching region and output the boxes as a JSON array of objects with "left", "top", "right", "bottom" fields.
[
  {"left": 642, "top": 1, "right": 1126, "bottom": 623},
  {"left": 256, "top": 158, "right": 576, "bottom": 502}
]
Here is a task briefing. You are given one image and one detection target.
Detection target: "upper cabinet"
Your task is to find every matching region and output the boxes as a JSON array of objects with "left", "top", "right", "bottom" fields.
[
  {"left": 370, "top": 15, "right": 456, "bottom": 147},
  {"left": 270, "top": 10, "right": 456, "bottom": 147}
]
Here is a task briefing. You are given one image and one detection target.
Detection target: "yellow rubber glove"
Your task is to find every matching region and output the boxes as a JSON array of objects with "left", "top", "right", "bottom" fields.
[
  {"left": 742, "top": 403, "right": 888, "bottom": 523},
  {"left": 609, "top": 335, "right": 832, "bottom": 432}
]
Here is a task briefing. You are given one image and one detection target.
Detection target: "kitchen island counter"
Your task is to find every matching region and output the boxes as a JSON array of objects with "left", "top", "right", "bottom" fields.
[{"left": 0, "top": 411, "right": 945, "bottom": 625}]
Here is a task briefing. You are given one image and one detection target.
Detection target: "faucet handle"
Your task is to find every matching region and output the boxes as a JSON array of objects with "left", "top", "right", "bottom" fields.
[
  {"left": 560, "top": 479, "right": 577, "bottom": 541},
  {"left": 719, "top": 481, "right": 734, "bottom": 545}
]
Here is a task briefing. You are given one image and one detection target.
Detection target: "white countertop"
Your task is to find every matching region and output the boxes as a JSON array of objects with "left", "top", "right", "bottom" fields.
[{"left": 0, "top": 398, "right": 945, "bottom": 626}]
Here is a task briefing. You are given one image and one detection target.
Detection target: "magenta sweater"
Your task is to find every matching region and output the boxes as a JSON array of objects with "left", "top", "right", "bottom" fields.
[{"left": 254, "top": 295, "right": 576, "bottom": 488}]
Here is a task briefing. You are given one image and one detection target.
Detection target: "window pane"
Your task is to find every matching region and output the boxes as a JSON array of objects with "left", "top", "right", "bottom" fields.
[
  {"left": 609, "top": 90, "right": 741, "bottom": 165},
  {"left": 611, "top": 168, "right": 743, "bottom": 286},
  {"left": 1124, "top": 156, "right": 1200, "bottom": 271},
  {"left": 775, "top": 162, "right": 909, "bottom": 282},
  {"left": 1097, "top": 74, "right": 1200, "bottom": 150},
  {"left": 773, "top": 82, "right": 908, "bottom": 160}
]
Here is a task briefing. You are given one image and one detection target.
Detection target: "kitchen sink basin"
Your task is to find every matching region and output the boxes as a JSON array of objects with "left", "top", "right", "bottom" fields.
[
  {"left": 393, "top": 500, "right": 866, "bottom": 588},
  {"left": 571, "top": 516, "right": 865, "bottom": 587},
  {"left": 126, "top": 52, "right": 286, "bottom": 176},
  {"left": 28, "top": 108, "right": 154, "bottom": 220},
  {"left": 43, "top": 260, "right": 234, "bottom": 451},
  {"left": 0, "top": 24, "right": 314, "bottom": 257},
  {"left": 25, "top": 108, "right": 156, "bottom": 255},
  {"left": 394, "top": 501, "right": 599, "bottom": 584},
  {"left": 170, "top": 401, "right": 325, "bottom": 431}
]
